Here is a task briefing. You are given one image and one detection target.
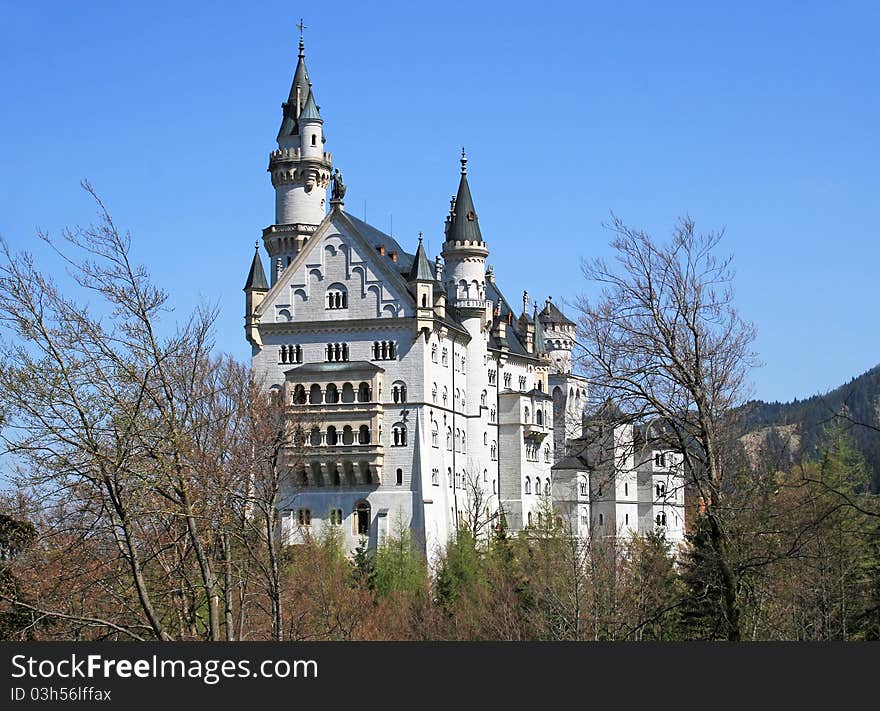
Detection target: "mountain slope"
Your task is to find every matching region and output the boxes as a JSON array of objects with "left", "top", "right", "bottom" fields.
[{"left": 741, "top": 364, "right": 880, "bottom": 490}]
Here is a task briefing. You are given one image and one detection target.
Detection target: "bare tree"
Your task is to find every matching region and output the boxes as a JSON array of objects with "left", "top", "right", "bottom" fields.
[{"left": 574, "top": 215, "right": 758, "bottom": 640}]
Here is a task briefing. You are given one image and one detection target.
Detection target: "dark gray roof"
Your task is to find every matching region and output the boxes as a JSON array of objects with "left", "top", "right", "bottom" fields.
[
  {"left": 408, "top": 238, "right": 434, "bottom": 281},
  {"left": 284, "top": 361, "right": 384, "bottom": 376},
  {"left": 526, "top": 388, "right": 553, "bottom": 401},
  {"left": 244, "top": 248, "right": 269, "bottom": 291},
  {"left": 538, "top": 299, "right": 575, "bottom": 327},
  {"left": 486, "top": 280, "right": 533, "bottom": 359},
  {"left": 534, "top": 311, "right": 547, "bottom": 353},
  {"left": 445, "top": 172, "right": 484, "bottom": 244},
  {"left": 277, "top": 52, "right": 311, "bottom": 140},
  {"left": 299, "top": 87, "right": 322, "bottom": 122}
]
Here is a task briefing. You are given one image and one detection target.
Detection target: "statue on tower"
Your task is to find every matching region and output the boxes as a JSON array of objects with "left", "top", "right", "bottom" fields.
[{"left": 331, "top": 168, "right": 346, "bottom": 202}]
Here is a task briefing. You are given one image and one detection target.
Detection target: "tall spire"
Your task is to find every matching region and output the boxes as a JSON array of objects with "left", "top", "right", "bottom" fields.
[
  {"left": 445, "top": 151, "right": 483, "bottom": 244},
  {"left": 277, "top": 22, "right": 312, "bottom": 141}
]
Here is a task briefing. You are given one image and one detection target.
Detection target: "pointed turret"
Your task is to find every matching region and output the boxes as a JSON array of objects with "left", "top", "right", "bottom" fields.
[
  {"left": 265, "top": 26, "right": 333, "bottom": 276},
  {"left": 299, "top": 86, "right": 322, "bottom": 123},
  {"left": 408, "top": 235, "right": 434, "bottom": 282},
  {"left": 278, "top": 32, "right": 312, "bottom": 141},
  {"left": 244, "top": 244, "right": 269, "bottom": 347},
  {"left": 244, "top": 245, "right": 269, "bottom": 292},
  {"left": 445, "top": 149, "right": 484, "bottom": 245}
]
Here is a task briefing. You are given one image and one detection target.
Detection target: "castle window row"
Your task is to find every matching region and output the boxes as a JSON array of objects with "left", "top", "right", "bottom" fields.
[
  {"left": 282, "top": 502, "right": 373, "bottom": 538},
  {"left": 325, "top": 342, "right": 349, "bottom": 362},
  {"left": 301, "top": 425, "right": 372, "bottom": 446},
  {"left": 279, "top": 344, "right": 303, "bottom": 364},
  {"left": 372, "top": 340, "right": 397, "bottom": 360},
  {"left": 290, "top": 382, "right": 372, "bottom": 404}
]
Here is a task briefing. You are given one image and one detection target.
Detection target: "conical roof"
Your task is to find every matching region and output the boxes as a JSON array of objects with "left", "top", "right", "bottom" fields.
[
  {"left": 408, "top": 237, "right": 434, "bottom": 281},
  {"left": 299, "top": 86, "right": 322, "bottom": 122},
  {"left": 277, "top": 40, "right": 312, "bottom": 140},
  {"left": 445, "top": 152, "right": 483, "bottom": 244},
  {"left": 243, "top": 247, "right": 269, "bottom": 292}
]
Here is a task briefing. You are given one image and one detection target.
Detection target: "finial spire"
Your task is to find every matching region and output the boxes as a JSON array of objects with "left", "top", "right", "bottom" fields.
[
  {"left": 460, "top": 146, "right": 467, "bottom": 175},
  {"left": 297, "top": 19, "right": 307, "bottom": 57},
  {"left": 418, "top": 231, "right": 423, "bottom": 243}
]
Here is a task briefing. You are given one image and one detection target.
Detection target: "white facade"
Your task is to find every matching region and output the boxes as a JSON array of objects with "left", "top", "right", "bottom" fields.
[{"left": 244, "top": 37, "right": 685, "bottom": 560}]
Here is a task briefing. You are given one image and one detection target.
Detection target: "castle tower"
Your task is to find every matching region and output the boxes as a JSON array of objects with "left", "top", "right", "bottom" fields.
[
  {"left": 539, "top": 297, "right": 589, "bottom": 459},
  {"left": 263, "top": 29, "right": 333, "bottom": 283},
  {"left": 441, "top": 150, "right": 490, "bottom": 314}
]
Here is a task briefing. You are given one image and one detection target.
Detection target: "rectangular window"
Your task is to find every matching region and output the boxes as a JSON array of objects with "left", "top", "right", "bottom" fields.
[
  {"left": 329, "top": 508, "right": 343, "bottom": 526},
  {"left": 297, "top": 508, "right": 312, "bottom": 526},
  {"left": 432, "top": 468, "right": 439, "bottom": 486}
]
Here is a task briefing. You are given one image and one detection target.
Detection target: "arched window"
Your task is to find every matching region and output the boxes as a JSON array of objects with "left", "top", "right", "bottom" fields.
[
  {"left": 483, "top": 432, "right": 488, "bottom": 446},
  {"left": 525, "top": 477, "right": 531, "bottom": 495},
  {"left": 544, "top": 480, "right": 551, "bottom": 496},
  {"left": 490, "top": 407, "right": 496, "bottom": 422},
  {"left": 354, "top": 500, "right": 370, "bottom": 536},
  {"left": 421, "top": 293, "right": 428, "bottom": 308},
  {"left": 431, "top": 343, "right": 438, "bottom": 362},
  {"left": 333, "top": 468, "right": 341, "bottom": 486},
  {"left": 309, "top": 427, "right": 321, "bottom": 447},
  {"left": 326, "top": 426, "right": 338, "bottom": 446},
  {"left": 431, "top": 469, "right": 439, "bottom": 486},
  {"left": 579, "top": 477, "right": 588, "bottom": 497},
  {"left": 481, "top": 390, "right": 487, "bottom": 407},
  {"left": 537, "top": 512, "right": 543, "bottom": 528},
  {"left": 325, "top": 383, "right": 339, "bottom": 403},
  {"left": 311, "top": 134, "right": 317, "bottom": 146},
  {"left": 544, "top": 445, "right": 551, "bottom": 463},
  {"left": 357, "top": 382, "right": 371, "bottom": 402},
  {"left": 599, "top": 513, "right": 604, "bottom": 526},
  {"left": 527, "top": 511, "right": 533, "bottom": 527},
  {"left": 535, "top": 477, "right": 541, "bottom": 496},
  {"left": 342, "top": 426, "right": 354, "bottom": 445},
  {"left": 441, "top": 348, "right": 448, "bottom": 366},
  {"left": 396, "top": 468, "right": 403, "bottom": 485},
  {"left": 524, "top": 407, "right": 530, "bottom": 423},
  {"left": 292, "top": 384, "right": 306, "bottom": 404},
  {"left": 392, "top": 381, "right": 407, "bottom": 404},
  {"left": 447, "top": 467, "right": 452, "bottom": 488},
  {"left": 536, "top": 409, "right": 543, "bottom": 426},
  {"left": 358, "top": 425, "right": 370, "bottom": 444},
  {"left": 432, "top": 383, "right": 437, "bottom": 403},
  {"left": 326, "top": 284, "right": 348, "bottom": 310},
  {"left": 341, "top": 382, "right": 355, "bottom": 403},
  {"left": 446, "top": 428, "right": 453, "bottom": 450},
  {"left": 454, "top": 428, "right": 461, "bottom": 452},
  {"left": 461, "top": 432, "right": 466, "bottom": 454},
  {"left": 432, "top": 422, "right": 439, "bottom": 447},
  {"left": 491, "top": 441, "right": 497, "bottom": 460},
  {"left": 442, "top": 387, "right": 448, "bottom": 406},
  {"left": 492, "top": 479, "right": 496, "bottom": 494},
  {"left": 656, "top": 482, "right": 667, "bottom": 498},
  {"left": 309, "top": 384, "right": 322, "bottom": 404},
  {"left": 656, "top": 512, "right": 667, "bottom": 526},
  {"left": 392, "top": 423, "right": 407, "bottom": 447}
]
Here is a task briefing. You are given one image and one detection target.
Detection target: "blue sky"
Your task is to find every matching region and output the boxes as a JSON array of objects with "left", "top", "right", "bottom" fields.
[{"left": 1, "top": 0, "right": 877, "bottom": 403}]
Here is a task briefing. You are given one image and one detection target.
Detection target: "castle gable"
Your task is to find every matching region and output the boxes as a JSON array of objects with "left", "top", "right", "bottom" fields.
[{"left": 256, "top": 211, "right": 415, "bottom": 325}]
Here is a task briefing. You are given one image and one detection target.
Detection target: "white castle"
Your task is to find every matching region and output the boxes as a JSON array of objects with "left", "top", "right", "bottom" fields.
[{"left": 244, "top": 33, "right": 686, "bottom": 558}]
